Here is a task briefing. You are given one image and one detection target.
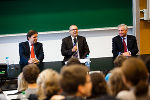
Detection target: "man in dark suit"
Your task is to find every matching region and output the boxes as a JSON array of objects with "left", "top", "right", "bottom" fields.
[
  {"left": 61, "top": 25, "right": 90, "bottom": 62},
  {"left": 19, "top": 30, "right": 44, "bottom": 69},
  {"left": 112, "top": 24, "right": 139, "bottom": 59}
]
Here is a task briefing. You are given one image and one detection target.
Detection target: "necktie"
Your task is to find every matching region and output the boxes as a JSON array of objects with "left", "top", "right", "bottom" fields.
[
  {"left": 31, "top": 44, "right": 35, "bottom": 58},
  {"left": 73, "top": 38, "right": 78, "bottom": 58},
  {"left": 74, "top": 38, "right": 77, "bottom": 46},
  {"left": 123, "top": 38, "right": 127, "bottom": 52}
]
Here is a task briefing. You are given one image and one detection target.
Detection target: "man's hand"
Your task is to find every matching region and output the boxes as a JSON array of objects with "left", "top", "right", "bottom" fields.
[
  {"left": 33, "top": 58, "right": 40, "bottom": 64},
  {"left": 122, "top": 52, "right": 131, "bottom": 56},
  {"left": 28, "top": 59, "right": 33, "bottom": 64},
  {"left": 28, "top": 58, "right": 39, "bottom": 64},
  {"left": 72, "top": 45, "right": 77, "bottom": 52}
]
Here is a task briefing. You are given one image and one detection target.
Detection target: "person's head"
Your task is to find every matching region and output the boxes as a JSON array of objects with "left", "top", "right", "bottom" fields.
[
  {"left": 114, "top": 55, "right": 127, "bottom": 67},
  {"left": 69, "top": 25, "right": 78, "bottom": 38},
  {"left": 37, "top": 69, "right": 60, "bottom": 100},
  {"left": 66, "top": 57, "right": 81, "bottom": 66},
  {"left": 108, "top": 68, "right": 128, "bottom": 96},
  {"left": 23, "top": 64, "right": 40, "bottom": 84},
  {"left": 27, "top": 30, "right": 38, "bottom": 44},
  {"left": 89, "top": 72, "right": 107, "bottom": 98},
  {"left": 118, "top": 24, "right": 128, "bottom": 37},
  {"left": 121, "top": 57, "right": 149, "bottom": 97},
  {"left": 17, "top": 72, "right": 28, "bottom": 92},
  {"left": 60, "top": 64, "right": 92, "bottom": 97}
]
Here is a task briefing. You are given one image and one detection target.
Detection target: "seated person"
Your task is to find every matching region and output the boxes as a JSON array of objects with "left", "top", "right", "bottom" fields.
[
  {"left": 112, "top": 24, "right": 138, "bottom": 59},
  {"left": 60, "top": 64, "right": 92, "bottom": 100},
  {"left": 66, "top": 57, "right": 81, "bottom": 66},
  {"left": 17, "top": 72, "right": 28, "bottom": 92},
  {"left": 17, "top": 64, "right": 40, "bottom": 99},
  {"left": 29, "top": 69, "right": 61, "bottom": 100},
  {"left": 61, "top": 25, "right": 90, "bottom": 62},
  {"left": 19, "top": 30, "right": 44, "bottom": 69}
]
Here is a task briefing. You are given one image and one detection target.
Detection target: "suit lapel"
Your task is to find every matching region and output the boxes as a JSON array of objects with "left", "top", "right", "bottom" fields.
[
  {"left": 25, "top": 41, "right": 30, "bottom": 55},
  {"left": 34, "top": 43, "right": 38, "bottom": 55},
  {"left": 127, "top": 35, "right": 131, "bottom": 49},
  {"left": 69, "top": 36, "right": 73, "bottom": 48},
  {"left": 77, "top": 36, "right": 81, "bottom": 50},
  {"left": 118, "top": 36, "right": 124, "bottom": 50}
]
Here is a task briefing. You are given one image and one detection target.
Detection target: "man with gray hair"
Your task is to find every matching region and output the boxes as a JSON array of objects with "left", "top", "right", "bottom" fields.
[{"left": 112, "top": 24, "right": 139, "bottom": 59}]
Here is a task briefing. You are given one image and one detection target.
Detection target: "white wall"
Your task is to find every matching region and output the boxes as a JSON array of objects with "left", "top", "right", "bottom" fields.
[{"left": 0, "top": 28, "right": 133, "bottom": 64}]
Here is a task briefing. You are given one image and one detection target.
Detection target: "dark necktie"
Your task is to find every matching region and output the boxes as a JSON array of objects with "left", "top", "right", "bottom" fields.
[
  {"left": 123, "top": 38, "right": 127, "bottom": 52},
  {"left": 73, "top": 38, "right": 78, "bottom": 58},
  {"left": 74, "top": 38, "right": 77, "bottom": 46}
]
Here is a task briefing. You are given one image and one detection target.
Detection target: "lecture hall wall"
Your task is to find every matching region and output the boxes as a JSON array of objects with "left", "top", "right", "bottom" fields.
[{"left": 140, "top": 0, "right": 150, "bottom": 54}]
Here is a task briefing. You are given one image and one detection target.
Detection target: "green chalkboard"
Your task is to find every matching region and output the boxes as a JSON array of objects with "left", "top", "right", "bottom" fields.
[{"left": 0, "top": 0, "right": 132, "bottom": 35}]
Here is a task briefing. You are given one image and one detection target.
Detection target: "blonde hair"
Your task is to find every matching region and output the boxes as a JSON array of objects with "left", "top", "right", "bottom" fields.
[
  {"left": 17, "top": 72, "right": 28, "bottom": 92},
  {"left": 37, "top": 69, "right": 60, "bottom": 100}
]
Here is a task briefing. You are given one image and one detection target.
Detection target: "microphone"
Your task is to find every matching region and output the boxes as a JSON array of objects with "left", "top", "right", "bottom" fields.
[{"left": 73, "top": 38, "right": 77, "bottom": 46}]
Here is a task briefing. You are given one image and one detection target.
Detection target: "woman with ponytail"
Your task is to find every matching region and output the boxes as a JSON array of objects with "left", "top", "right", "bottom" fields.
[{"left": 117, "top": 57, "right": 149, "bottom": 100}]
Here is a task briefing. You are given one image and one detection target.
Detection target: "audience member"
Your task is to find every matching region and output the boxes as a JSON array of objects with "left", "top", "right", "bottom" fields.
[
  {"left": 105, "top": 55, "right": 127, "bottom": 82},
  {"left": 113, "top": 55, "right": 127, "bottom": 67},
  {"left": 60, "top": 64, "right": 92, "bottom": 100},
  {"left": 29, "top": 69, "right": 61, "bottom": 100},
  {"left": 17, "top": 64, "right": 40, "bottom": 99},
  {"left": 87, "top": 72, "right": 107, "bottom": 99},
  {"left": 17, "top": 72, "right": 28, "bottom": 92},
  {"left": 107, "top": 68, "right": 128, "bottom": 97},
  {"left": 66, "top": 57, "right": 81, "bottom": 66},
  {"left": 117, "top": 58, "right": 149, "bottom": 100}
]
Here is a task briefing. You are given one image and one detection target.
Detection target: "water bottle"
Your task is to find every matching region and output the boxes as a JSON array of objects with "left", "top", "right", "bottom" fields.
[
  {"left": 5, "top": 57, "right": 9, "bottom": 71},
  {"left": 85, "top": 55, "right": 90, "bottom": 70}
]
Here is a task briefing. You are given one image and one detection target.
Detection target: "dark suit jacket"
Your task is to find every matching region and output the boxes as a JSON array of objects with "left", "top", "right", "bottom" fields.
[
  {"left": 61, "top": 35, "right": 90, "bottom": 61},
  {"left": 112, "top": 35, "right": 139, "bottom": 59},
  {"left": 19, "top": 41, "right": 44, "bottom": 68}
]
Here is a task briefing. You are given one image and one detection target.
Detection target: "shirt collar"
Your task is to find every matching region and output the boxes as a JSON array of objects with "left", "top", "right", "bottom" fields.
[
  {"left": 121, "top": 36, "right": 127, "bottom": 39},
  {"left": 71, "top": 36, "right": 77, "bottom": 40},
  {"left": 28, "top": 41, "right": 33, "bottom": 46}
]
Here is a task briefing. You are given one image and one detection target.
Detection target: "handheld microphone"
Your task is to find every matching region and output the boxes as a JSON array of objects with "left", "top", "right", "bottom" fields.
[{"left": 73, "top": 38, "right": 77, "bottom": 46}]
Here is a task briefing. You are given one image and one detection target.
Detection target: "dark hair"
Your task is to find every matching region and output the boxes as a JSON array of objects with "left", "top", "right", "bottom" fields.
[
  {"left": 27, "top": 30, "right": 38, "bottom": 40},
  {"left": 108, "top": 68, "right": 128, "bottom": 96},
  {"left": 122, "top": 58, "right": 149, "bottom": 97},
  {"left": 60, "top": 64, "right": 89, "bottom": 94},
  {"left": 66, "top": 57, "right": 81, "bottom": 66},
  {"left": 89, "top": 72, "right": 107, "bottom": 98},
  {"left": 23, "top": 64, "right": 40, "bottom": 84},
  {"left": 114, "top": 55, "right": 127, "bottom": 67}
]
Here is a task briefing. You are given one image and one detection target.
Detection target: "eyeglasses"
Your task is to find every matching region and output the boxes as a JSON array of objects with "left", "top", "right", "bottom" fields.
[{"left": 70, "top": 29, "right": 78, "bottom": 31}]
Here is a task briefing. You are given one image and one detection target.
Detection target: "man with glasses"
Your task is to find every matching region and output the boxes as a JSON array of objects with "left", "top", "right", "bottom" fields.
[{"left": 61, "top": 25, "right": 90, "bottom": 62}]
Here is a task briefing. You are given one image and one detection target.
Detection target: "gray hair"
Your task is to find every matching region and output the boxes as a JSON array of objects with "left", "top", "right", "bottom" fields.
[
  {"left": 118, "top": 24, "right": 128, "bottom": 30},
  {"left": 69, "top": 25, "right": 78, "bottom": 30}
]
